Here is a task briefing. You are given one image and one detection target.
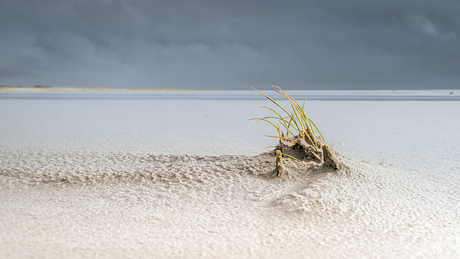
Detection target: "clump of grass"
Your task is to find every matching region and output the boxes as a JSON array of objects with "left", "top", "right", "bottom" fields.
[
  {"left": 250, "top": 85, "right": 324, "bottom": 150},
  {"left": 250, "top": 85, "right": 339, "bottom": 173}
]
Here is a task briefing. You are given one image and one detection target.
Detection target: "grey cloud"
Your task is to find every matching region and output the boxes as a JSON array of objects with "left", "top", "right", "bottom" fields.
[
  {"left": 403, "top": 11, "right": 457, "bottom": 40},
  {"left": 1, "top": 0, "right": 460, "bottom": 89}
]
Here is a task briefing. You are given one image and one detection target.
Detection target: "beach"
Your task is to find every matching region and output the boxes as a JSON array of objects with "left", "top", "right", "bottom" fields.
[{"left": 1, "top": 89, "right": 459, "bottom": 258}]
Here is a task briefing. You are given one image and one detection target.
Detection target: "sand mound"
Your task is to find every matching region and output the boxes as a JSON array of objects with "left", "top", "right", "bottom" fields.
[
  {"left": 0, "top": 149, "right": 340, "bottom": 185},
  {"left": 1, "top": 150, "right": 458, "bottom": 258}
]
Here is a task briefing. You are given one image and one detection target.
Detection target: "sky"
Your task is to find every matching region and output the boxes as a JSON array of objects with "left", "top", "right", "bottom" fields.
[{"left": 1, "top": 0, "right": 460, "bottom": 90}]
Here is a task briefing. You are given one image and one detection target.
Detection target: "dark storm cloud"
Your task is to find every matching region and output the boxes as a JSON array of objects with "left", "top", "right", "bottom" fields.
[{"left": 1, "top": 0, "right": 459, "bottom": 89}]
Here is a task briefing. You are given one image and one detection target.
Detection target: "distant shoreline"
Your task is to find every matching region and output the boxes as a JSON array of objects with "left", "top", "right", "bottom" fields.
[
  {"left": 1, "top": 86, "right": 458, "bottom": 101},
  {"left": 1, "top": 85, "right": 458, "bottom": 92},
  {"left": 0, "top": 85, "right": 211, "bottom": 91}
]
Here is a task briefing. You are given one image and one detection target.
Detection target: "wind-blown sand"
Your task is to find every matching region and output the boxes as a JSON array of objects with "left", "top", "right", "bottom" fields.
[{"left": 0, "top": 90, "right": 459, "bottom": 258}]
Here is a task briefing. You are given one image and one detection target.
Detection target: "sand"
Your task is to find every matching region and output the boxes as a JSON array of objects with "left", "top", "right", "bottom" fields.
[{"left": 1, "top": 90, "right": 459, "bottom": 258}]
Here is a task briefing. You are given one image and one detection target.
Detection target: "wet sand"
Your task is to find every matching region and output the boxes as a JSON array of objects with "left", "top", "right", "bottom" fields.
[{"left": 1, "top": 90, "right": 459, "bottom": 258}]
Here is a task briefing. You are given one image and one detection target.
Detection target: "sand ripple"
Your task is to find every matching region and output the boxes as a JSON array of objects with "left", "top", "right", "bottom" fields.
[{"left": 1, "top": 150, "right": 459, "bottom": 258}]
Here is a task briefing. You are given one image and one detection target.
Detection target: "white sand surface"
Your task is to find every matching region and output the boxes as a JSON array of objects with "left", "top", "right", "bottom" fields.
[{"left": 0, "top": 90, "right": 459, "bottom": 258}]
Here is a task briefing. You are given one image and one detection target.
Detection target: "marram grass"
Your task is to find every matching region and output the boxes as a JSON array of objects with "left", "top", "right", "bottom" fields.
[
  {"left": 250, "top": 85, "right": 325, "bottom": 151},
  {"left": 251, "top": 85, "right": 340, "bottom": 174}
]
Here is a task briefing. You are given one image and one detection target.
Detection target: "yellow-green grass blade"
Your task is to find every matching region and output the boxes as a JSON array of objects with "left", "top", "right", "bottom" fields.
[
  {"left": 285, "top": 112, "right": 302, "bottom": 133},
  {"left": 300, "top": 130, "right": 319, "bottom": 151},
  {"left": 307, "top": 120, "right": 314, "bottom": 132},
  {"left": 253, "top": 88, "right": 292, "bottom": 119},
  {"left": 285, "top": 116, "right": 296, "bottom": 136},
  {"left": 263, "top": 135, "right": 298, "bottom": 144},
  {"left": 270, "top": 86, "right": 304, "bottom": 133},
  {"left": 251, "top": 117, "right": 281, "bottom": 134},
  {"left": 287, "top": 94, "right": 315, "bottom": 136},
  {"left": 302, "top": 98, "right": 307, "bottom": 110},
  {"left": 255, "top": 87, "right": 302, "bottom": 133},
  {"left": 278, "top": 88, "right": 306, "bottom": 133},
  {"left": 260, "top": 118, "right": 281, "bottom": 131},
  {"left": 269, "top": 150, "right": 301, "bottom": 162},
  {"left": 309, "top": 118, "right": 325, "bottom": 142},
  {"left": 256, "top": 114, "right": 296, "bottom": 136},
  {"left": 293, "top": 104, "right": 309, "bottom": 127},
  {"left": 260, "top": 107, "right": 289, "bottom": 124}
]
